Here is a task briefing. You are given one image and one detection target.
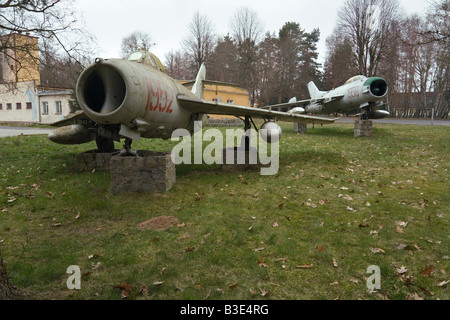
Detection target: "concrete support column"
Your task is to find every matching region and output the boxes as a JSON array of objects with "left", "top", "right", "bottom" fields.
[
  {"left": 293, "top": 123, "right": 307, "bottom": 134},
  {"left": 354, "top": 120, "right": 373, "bottom": 137},
  {"left": 110, "top": 151, "right": 176, "bottom": 194}
]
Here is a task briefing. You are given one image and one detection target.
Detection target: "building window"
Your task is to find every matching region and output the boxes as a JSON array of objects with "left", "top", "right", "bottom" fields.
[
  {"left": 227, "top": 100, "right": 234, "bottom": 104},
  {"left": 26, "top": 102, "right": 32, "bottom": 110},
  {"left": 55, "top": 101, "right": 62, "bottom": 114},
  {"left": 7, "top": 103, "right": 12, "bottom": 110},
  {"left": 0, "top": 104, "right": 2, "bottom": 110},
  {"left": 42, "top": 101, "right": 49, "bottom": 114},
  {"left": 16, "top": 103, "right": 22, "bottom": 110}
]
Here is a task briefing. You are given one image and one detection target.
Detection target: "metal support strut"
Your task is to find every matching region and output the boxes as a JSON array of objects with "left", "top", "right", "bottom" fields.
[
  {"left": 120, "top": 138, "right": 137, "bottom": 156},
  {"left": 242, "top": 117, "right": 251, "bottom": 151}
]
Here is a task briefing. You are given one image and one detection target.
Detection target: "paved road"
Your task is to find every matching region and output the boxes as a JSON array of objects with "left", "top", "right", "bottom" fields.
[
  {"left": 336, "top": 117, "right": 450, "bottom": 126},
  {"left": 0, "top": 126, "right": 54, "bottom": 138}
]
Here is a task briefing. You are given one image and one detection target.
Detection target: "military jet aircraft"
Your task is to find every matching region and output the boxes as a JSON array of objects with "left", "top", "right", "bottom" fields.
[
  {"left": 48, "top": 50, "right": 337, "bottom": 154},
  {"left": 263, "top": 75, "right": 389, "bottom": 120}
]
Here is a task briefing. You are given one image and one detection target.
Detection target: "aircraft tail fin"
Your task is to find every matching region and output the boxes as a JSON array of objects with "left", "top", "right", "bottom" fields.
[
  {"left": 191, "top": 63, "right": 206, "bottom": 99},
  {"left": 307, "top": 81, "right": 322, "bottom": 99}
]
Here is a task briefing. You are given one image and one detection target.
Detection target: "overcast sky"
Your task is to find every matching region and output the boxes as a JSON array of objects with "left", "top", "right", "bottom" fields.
[{"left": 75, "top": 0, "right": 432, "bottom": 66}]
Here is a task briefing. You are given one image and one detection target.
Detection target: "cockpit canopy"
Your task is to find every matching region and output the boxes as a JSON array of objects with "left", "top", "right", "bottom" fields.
[
  {"left": 344, "top": 75, "right": 367, "bottom": 85},
  {"left": 127, "top": 50, "right": 165, "bottom": 73}
]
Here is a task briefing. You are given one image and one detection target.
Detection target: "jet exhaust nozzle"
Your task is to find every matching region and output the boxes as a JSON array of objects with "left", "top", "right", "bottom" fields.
[
  {"left": 366, "top": 77, "right": 388, "bottom": 98},
  {"left": 77, "top": 61, "right": 127, "bottom": 118}
]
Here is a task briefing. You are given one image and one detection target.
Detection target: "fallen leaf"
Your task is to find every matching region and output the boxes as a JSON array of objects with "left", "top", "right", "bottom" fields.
[
  {"left": 396, "top": 266, "right": 408, "bottom": 274},
  {"left": 332, "top": 259, "right": 338, "bottom": 268},
  {"left": 407, "top": 293, "right": 424, "bottom": 300},
  {"left": 260, "top": 288, "right": 269, "bottom": 297},
  {"left": 115, "top": 282, "right": 133, "bottom": 299},
  {"left": 396, "top": 221, "right": 408, "bottom": 227},
  {"left": 184, "top": 246, "right": 196, "bottom": 253},
  {"left": 317, "top": 245, "right": 326, "bottom": 252},
  {"left": 420, "top": 265, "right": 436, "bottom": 277},
  {"left": 296, "top": 264, "right": 313, "bottom": 269},
  {"left": 140, "top": 285, "right": 149, "bottom": 296},
  {"left": 395, "top": 226, "right": 404, "bottom": 233},
  {"left": 393, "top": 243, "right": 407, "bottom": 250},
  {"left": 371, "top": 248, "right": 385, "bottom": 254},
  {"left": 229, "top": 283, "right": 239, "bottom": 290},
  {"left": 437, "top": 280, "right": 449, "bottom": 287},
  {"left": 153, "top": 281, "right": 164, "bottom": 286},
  {"left": 258, "top": 258, "right": 268, "bottom": 268}
]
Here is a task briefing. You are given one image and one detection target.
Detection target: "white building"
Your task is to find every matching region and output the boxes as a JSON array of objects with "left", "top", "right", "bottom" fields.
[{"left": 0, "top": 33, "right": 73, "bottom": 124}]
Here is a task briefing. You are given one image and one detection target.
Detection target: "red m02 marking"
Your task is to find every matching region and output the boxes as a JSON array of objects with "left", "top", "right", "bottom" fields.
[
  {"left": 348, "top": 87, "right": 360, "bottom": 99},
  {"left": 145, "top": 79, "right": 173, "bottom": 113}
]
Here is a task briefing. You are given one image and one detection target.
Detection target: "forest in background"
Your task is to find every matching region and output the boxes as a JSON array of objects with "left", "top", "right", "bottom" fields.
[{"left": 1, "top": 0, "right": 449, "bottom": 118}]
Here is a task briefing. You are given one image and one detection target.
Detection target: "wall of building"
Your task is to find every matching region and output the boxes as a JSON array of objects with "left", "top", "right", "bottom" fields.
[
  {"left": 0, "top": 81, "right": 38, "bottom": 122},
  {"left": 0, "top": 33, "right": 40, "bottom": 84},
  {"left": 0, "top": 81, "right": 72, "bottom": 124},
  {"left": 38, "top": 90, "right": 72, "bottom": 124}
]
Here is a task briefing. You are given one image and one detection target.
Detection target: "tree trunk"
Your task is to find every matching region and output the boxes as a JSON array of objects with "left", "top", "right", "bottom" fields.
[{"left": 0, "top": 250, "right": 22, "bottom": 300}]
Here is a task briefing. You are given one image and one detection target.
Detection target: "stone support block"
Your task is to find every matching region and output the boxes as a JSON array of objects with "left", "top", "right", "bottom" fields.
[
  {"left": 354, "top": 120, "right": 373, "bottom": 137},
  {"left": 110, "top": 151, "right": 176, "bottom": 194},
  {"left": 76, "top": 150, "right": 119, "bottom": 172},
  {"left": 293, "top": 122, "right": 308, "bottom": 134}
]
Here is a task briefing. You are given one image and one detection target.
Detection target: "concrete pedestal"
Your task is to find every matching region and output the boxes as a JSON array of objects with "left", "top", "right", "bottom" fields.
[
  {"left": 110, "top": 151, "right": 176, "bottom": 194},
  {"left": 293, "top": 123, "right": 307, "bottom": 134},
  {"left": 354, "top": 120, "right": 373, "bottom": 137},
  {"left": 76, "top": 149, "right": 119, "bottom": 171},
  {"left": 221, "top": 147, "right": 261, "bottom": 173}
]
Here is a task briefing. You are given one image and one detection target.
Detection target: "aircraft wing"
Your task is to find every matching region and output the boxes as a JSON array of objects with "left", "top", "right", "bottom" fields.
[
  {"left": 321, "top": 94, "right": 345, "bottom": 104},
  {"left": 177, "top": 95, "right": 338, "bottom": 124},
  {"left": 50, "top": 110, "right": 92, "bottom": 127},
  {"left": 260, "top": 98, "right": 312, "bottom": 110},
  {"left": 261, "top": 94, "right": 346, "bottom": 110}
]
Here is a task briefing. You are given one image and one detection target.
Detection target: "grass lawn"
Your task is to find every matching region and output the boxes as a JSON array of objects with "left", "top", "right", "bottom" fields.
[{"left": 0, "top": 121, "right": 448, "bottom": 300}]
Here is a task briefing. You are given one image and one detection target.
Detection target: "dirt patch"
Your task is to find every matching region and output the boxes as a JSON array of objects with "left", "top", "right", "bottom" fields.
[{"left": 137, "top": 216, "right": 179, "bottom": 231}]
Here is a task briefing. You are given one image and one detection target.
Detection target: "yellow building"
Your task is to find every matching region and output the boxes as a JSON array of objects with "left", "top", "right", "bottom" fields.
[
  {"left": 0, "top": 33, "right": 72, "bottom": 124},
  {"left": 181, "top": 80, "right": 250, "bottom": 124},
  {"left": 0, "top": 33, "right": 40, "bottom": 84}
]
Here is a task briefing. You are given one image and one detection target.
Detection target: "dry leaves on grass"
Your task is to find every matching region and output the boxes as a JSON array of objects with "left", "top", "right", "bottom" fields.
[{"left": 137, "top": 216, "right": 180, "bottom": 231}]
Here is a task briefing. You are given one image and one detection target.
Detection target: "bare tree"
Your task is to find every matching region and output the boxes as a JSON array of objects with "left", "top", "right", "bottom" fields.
[
  {"left": 0, "top": 0, "right": 95, "bottom": 65},
  {"left": 164, "top": 49, "right": 191, "bottom": 80},
  {"left": 230, "top": 7, "right": 264, "bottom": 106},
  {"left": 230, "top": 6, "right": 264, "bottom": 44},
  {"left": 120, "top": 30, "right": 154, "bottom": 58},
  {"left": 323, "top": 32, "right": 359, "bottom": 90},
  {"left": 0, "top": 249, "right": 22, "bottom": 300},
  {"left": 207, "top": 34, "right": 238, "bottom": 83},
  {"left": 182, "top": 11, "right": 216, "bottom": 78},
  {"left": 337, "top": 0, "right": 401, "bottom": 76}
]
